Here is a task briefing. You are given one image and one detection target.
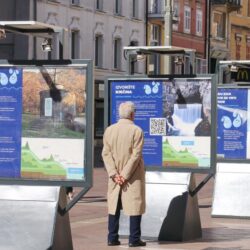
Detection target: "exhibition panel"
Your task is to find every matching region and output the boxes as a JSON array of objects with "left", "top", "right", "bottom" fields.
[
  {"left": 0, "top": 60, "right": 93, "bottom": 187},
  {"left": 106, "top": 76, "right": 216, "bottom": 173}
]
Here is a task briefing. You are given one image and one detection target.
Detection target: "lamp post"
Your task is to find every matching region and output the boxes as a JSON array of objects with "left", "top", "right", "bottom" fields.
[
  {"left": 206, "top": 0, "right": 211, "bottom": 73},
  {"left": 164, "top": 0, "right": 172, "bottom": 74}
]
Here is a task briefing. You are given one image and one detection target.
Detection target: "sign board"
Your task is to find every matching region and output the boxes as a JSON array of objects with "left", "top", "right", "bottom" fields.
[
  {"left": 220, "top": 65, "right": 250, "bottom": 84},
  {"left": 106, "top": 76, "right": 216, "bottom": 173},
  {"left": 217, "top": 86, "right": 250, "bottom": 161},
  {"left": 0, "top": 60, "right": 93, "bottom": 187},
  {"left": 232, "top": 68, "right": 250, "bottom": 82}
]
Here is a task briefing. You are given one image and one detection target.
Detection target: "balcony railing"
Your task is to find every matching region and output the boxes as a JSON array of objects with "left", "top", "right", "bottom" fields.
[
  {"left": 211, "top": 0, "right": 241, "bottom": 7},
  {"left": 212, "top": 0, "right": 241, "bottom": 12}
]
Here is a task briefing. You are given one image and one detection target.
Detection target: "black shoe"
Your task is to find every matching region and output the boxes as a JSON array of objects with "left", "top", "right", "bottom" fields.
[
  {"left": 108, "top": 240, "right": 121, "bottom": 246},
  {"left": 129, "top": 240, "right": 146, "bottom": 247}
]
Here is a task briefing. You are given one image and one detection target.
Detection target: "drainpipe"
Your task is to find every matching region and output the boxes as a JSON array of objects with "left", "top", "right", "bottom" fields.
[
  {"left": 206, "top": 0, "right": 211, "bottom": 73},
  {"left": 164, "top": 0, "right": 172, "bottom": 74},
  {"left": 33, "top": 0, "right": 37, "bottom": 59}
]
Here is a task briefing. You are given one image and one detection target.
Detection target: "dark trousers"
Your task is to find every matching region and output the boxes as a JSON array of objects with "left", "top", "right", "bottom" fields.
[{"left": 108, "top": 196, "right": 142, "bottom": 243}]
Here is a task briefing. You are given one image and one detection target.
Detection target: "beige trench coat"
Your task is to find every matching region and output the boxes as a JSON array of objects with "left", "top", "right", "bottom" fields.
[{"left": 102, "top": 118, "right": 145, "bottom": 216}]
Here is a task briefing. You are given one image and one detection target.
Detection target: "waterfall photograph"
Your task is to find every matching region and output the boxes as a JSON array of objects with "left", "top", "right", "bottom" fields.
[
  {"left": 162, "top": 79, "right": 212, "bottom": 168},
  {"left": 162, "top": 79, "right": 211, "bottom": 137}
]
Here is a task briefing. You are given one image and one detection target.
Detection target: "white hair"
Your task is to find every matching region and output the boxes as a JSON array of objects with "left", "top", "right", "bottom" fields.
[{"left": 119, "top": 101, "right": 135, "bottom": 119}]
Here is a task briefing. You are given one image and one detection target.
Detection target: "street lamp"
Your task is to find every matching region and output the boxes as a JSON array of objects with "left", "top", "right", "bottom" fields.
[
  {"left": 0, "top": 21, "right": 67, "bottom": 59},
  {"left": 41, "top": 38, "right": 52, "bottom": 52}
]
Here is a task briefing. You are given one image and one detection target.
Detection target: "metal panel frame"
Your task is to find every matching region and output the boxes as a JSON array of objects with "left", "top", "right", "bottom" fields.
[
  {"left": 213, "top": 63, "right": 250, "bottom": 219},
  {"left": 0, "top": 186, "right": 73, "bottom": 249},
  {"left": 104, "top": 74, "right": 217, "bottom": 174},
  {"left": 0, "top": 59, "right": 93, "bottom": 188},
  {"left": 217, "top": 84, "right": 250, "bottom": 164},
  {"left": 119, "top": 172, "right": 202, "bottom": 241}
]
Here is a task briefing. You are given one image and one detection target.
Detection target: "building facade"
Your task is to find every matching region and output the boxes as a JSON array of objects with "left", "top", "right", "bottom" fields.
[
  {"left": 172, "top": 0, "right": 207, "bottom": 74},
  {"left": 0, "top": 0, "right": 33, "bottom": 59},
  {"left": 210, "top": 0, "right": 241, "bottom": 72},
  {"left": 0, "top": 0, "right": 146, "bottom": 139},
  {"left": 147, "top": 0, "right": 207, "bottom": 74},
  {"left": 229, "top": 0, "right": 250, "bottom": 60},
  {"left": 147, "top": 0, "right": 165, "bottom": 74}
]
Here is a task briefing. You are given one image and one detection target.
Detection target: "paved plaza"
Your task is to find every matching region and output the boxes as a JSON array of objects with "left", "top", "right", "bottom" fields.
[{"left": 70, "top": 168, "right": 250, "bottom": 250}]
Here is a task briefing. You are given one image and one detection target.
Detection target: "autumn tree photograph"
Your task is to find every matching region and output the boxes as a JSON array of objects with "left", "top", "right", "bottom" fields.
[{"left": 22, "top": 67, "right": 86, "bottom": 139}]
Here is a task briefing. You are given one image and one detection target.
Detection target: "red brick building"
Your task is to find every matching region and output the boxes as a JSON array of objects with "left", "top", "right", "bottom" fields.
[
  {"left": 172, "top": 0, "right": 207, "bottom": 73},
  {"left": 147, "top": 0, "right": 208, "bottom": 74}
]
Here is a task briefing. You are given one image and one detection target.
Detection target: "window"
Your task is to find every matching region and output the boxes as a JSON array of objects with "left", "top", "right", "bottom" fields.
[
  {"left": 47, "top": 40, "right": 63, "bottom": 60},
  {"left": 48, "top": 51, "right": 52, "bottom": 60},
  {"left": 130, "top": 40, "right": 139, "bottom": 73},
  {"left": 152, "top": 24, "right": 161, "bottom": 44},
  {"left": 235, "top": 33, "right": 242, "bottom": 60},
  {"left": 71, "top": 30, "right": 80, "bottom": 59},
  {"left": 236, "top": 44, "right": 241, "bottom": 60},
  {"left": 248, "top": 0, "right": 250, "bottom": 16},
  {"left": 132, "top": 0, "right": 139, "bottom": 18},
  {"left": 184, "top": 56, "right": 190, "bottom": 74},
  {"left": 114, "top": 38, "right": 122, "bottom": 70},
  {"left": 196, "top": 9, "right": 202, "bottom": 36},
  {"left": 95, "top": 35, "right": 103, "bottom": 67},
  {"left": 95, "top": 99, "right": 104, "bottom": 138},
  {"left": 174, "top": 59, "right": 183, "bottom": 74},
  {"left": 95, "top": 81, "right": 104, "bottom": 138},
  {"left": 196, "top": 58, "right": 207, "bottom": 74},
  {"left": 149, "top": 25, "right": 161, "bottom": 74},
  {"left": 237, "top": 0, "right": 242, "bottom": 14},
  {"left": 59, "top": 42, "right": 63, "bottom": 59},
  {"left": 213, "top": 12, "right": 226, "bottom": 39},
  {"left": 71, "top": 0, "right": 80, "bottom": 5},
  {"left": 149, "top": 0, "right": 163, "bottom": 14},
  {"left": 184, "top": 6, "right": 191, "bottom": 33},
  {"left": 246, "top": 36, "right": 250, "bottom": 59},
  {"left": 115, "top": 0, "right": 122, "bottom": 15},
  {"left": 173, "top": 0, "right": 179, "bottom": 18},
  {"left": 173, "top": 0, "right": 179, "bottom": 31},
  {"left": 96, "top": 0, "right": 103, "bottom": 11}
]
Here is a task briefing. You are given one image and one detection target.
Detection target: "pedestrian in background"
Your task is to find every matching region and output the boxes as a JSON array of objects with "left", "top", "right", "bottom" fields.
[{"left": 102, "top": 101, "right": 146, "bottom": 247}]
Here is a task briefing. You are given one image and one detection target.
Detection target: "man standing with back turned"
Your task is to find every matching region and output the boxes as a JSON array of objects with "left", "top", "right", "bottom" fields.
[{"left": 102, "top": 101, "right": 146, "bottom": 247}]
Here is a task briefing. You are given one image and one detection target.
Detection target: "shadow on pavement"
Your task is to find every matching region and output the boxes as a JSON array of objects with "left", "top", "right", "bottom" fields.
[
  {"left": 201, "top": 227, "right": 250, "bottom": 242},
  {"left": 202, "top": 247, "right": 242, "bottom": 250}
]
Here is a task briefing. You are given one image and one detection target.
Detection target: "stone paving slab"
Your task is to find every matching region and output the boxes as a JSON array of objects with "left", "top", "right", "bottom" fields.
[{"left": 69, "top": 169, "right": 250, "bottom": 250}]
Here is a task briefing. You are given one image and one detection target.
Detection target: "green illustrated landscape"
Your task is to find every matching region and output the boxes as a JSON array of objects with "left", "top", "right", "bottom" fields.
[
  {"left": 21, "top": 142, "right": 67, "bottom": 179},
  {"left": 162, "top": 139, "right": 199, "bottom": 167}
]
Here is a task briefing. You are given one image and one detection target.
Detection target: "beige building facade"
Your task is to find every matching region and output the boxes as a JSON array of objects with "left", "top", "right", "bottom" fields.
[
  {"left": 36, "top": 0, "right": 146, "bottom": 78},
  {"left": 229, "top": 0, "right": 250, "bottom": 60},
  {"left": 210, "top": 0, "right": 241, "bottom": 72}
]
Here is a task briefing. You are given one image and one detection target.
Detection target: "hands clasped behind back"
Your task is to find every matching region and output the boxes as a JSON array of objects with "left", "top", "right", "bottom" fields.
[{"left": 112, "top": 174, "right": 126, "bottom": 186}]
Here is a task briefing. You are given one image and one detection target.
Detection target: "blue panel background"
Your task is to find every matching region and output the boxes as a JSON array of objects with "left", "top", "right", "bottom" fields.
[
  {"left": 217, "top": 88, "right": 248, "bottom": 159},
  {"left": 0, "top": 68, "right": 22, "bottom": 177},
  {"left": 111, "top": 80, "right": 163, "bottom": 166}
]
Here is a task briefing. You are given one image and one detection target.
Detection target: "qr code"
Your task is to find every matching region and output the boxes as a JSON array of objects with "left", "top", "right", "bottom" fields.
[{"left": 150, "top": 118, "right": 166, "bottom": 136}]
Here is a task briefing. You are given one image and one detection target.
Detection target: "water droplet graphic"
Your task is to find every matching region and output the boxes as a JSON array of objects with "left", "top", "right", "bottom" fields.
[
  {"left": 221, "top": 116, "right": 232, "bottom": 129},
  {"left": 233, "top": 113, "right": 242, "bottom": 128},
  {"left": 9, "top": 71, "right": 18, "bottom": 84},
  {"left": 0, "top": 73, "right": 8, "bottom": 85},
  {"left": 152, "top": 82, "right": 160, "bottom": 94},
  {"left": 144, "top": 85, "right": 152, "bottom": 95}
]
